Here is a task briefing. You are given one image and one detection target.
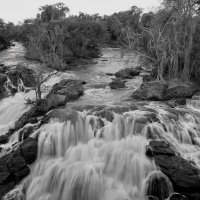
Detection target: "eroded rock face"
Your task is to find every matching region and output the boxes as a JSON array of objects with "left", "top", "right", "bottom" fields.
[
  {"left": 146, "top": 140, "right": 200, "bottom": 200},
  {"left": 0, "top": 137, "right": 37, "bottom": 199}
]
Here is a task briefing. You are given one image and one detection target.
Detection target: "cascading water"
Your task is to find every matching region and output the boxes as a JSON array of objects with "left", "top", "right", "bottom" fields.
[
  {"left": 2, "top": 43, "right": 200, "bottom": 200},
  {"left": 4, "top": 112, "right": 158, "bottom": 200}
]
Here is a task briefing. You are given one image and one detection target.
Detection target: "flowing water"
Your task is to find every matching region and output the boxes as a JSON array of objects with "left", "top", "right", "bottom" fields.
[{"left": 1, "top": 42, "right": 200, "bottom": 200}]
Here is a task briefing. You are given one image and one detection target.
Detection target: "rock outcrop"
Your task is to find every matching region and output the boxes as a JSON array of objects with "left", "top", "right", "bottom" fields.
[
  {"left": 0, "top": 137, "right": 37, "bottom": 199},
  {"left": 146, "top": 140, "right": 200, "bottom": 200},
  {"left": 14, "top": 79, "right": 84, "bottom": 132}
]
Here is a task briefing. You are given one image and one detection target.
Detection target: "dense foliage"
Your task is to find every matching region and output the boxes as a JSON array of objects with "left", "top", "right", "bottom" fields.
[
  {"left": 0, "top": 19, "right": 15, "bottom": 50},
  {"left": 1, "top": 1, "right": 200, "bottom": 84}
]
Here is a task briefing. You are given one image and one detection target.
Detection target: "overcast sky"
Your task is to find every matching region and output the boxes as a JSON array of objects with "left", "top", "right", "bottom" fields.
[{"left": 0, "top": 0, "right": 161, "bottom": 24}]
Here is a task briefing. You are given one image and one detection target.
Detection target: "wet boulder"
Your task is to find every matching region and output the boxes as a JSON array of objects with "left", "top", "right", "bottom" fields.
[
  {"left": 163, "top": 85, "right": 198, "bottom": 101},
  {"left": 0, "top": 134, "right": 9, "bottom": 145},
  {"left": 146, "top": 140, "right": 200, "bottom": 199},
  {"left": 0, "top": 151, "right": 29, "bottom": 198},
  {"left": 20, "top": 137, "right": 37, "bottom": 164},
  {"left": 114, "top": 67, "right": 141, "bottom": 79},
  {"left": 0, "top": 137, "right": 37, "bottom": 198},
  {"left": 145, "top": 171, "right": 173, "bottom": 200},
  {"left": 109, "top": 78, "right": 126, "bottom": 89},
  {"left": 38, "top": 79, "right": 84, "bottom": 113},
  {"left": 51, "top": 79, "right": 84, "bottom": 100},
  {"left": 132, "top": 81, "right": 168, "bottom": 101}
]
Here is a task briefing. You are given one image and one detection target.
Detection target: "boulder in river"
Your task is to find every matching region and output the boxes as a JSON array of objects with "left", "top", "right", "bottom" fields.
[
  {"left": 132, "top": 81, "right": 168, "bottom": 101},
  {"left": 146, "top": 140, "right": 200, "bottom": 200},
  {"left": 162, "top": 84, "right": 199, "bottom": 101},
  {"left": 114, "top": 67, "right": 141, "bottom": 79},
  {"left": 109, "top": 78, "right": 126, "bottom": 89}
]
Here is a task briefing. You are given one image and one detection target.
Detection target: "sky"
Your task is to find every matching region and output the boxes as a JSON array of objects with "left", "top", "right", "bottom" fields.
[{"left": 0, "top": 0, "right": 161, "bottom": 24}]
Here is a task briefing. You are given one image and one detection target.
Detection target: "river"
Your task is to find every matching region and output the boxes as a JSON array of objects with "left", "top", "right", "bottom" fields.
[{"left": 1, "top": 42, "right": 200, "bottom": 200}]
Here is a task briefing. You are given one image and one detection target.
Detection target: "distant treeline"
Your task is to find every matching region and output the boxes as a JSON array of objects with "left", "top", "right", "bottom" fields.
[{"left": 1, "top": 0, "right": 200, "bottom": 84}]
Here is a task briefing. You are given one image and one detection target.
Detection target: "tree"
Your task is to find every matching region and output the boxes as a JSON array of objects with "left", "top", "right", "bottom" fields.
[
  {"left": 34, "top": 69, "right": 57, "bottom": 101},
  {"left": 39, "top": 2, "right": 69, "bottom": 22}
]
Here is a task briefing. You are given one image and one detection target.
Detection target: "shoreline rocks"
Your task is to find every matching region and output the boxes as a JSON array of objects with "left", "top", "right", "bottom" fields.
[
  {"left": 0, "top": 137, "right": 37, "bottom": 199},
  {"left": 131, "top": 81, "right": 199, "bottom": 102},
  {"left": 146, "top": 140, "right": 200, "bottom": 200}
]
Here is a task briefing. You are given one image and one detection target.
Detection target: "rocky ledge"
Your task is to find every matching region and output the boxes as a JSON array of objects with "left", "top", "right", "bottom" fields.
[
  {"left": 146, "top": 140, "right": 200, "bottom": 200},
  {"left": 0, "top": 137, "right": 37, "bottom": 198}
]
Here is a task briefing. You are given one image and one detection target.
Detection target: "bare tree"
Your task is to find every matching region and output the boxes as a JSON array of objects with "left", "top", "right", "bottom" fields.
[{"left": 28, "top": 24, "right": 65, "bottom": 101}]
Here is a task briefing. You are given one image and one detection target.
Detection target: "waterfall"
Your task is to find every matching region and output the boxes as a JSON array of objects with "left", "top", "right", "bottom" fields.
[{"left": 3, "top": 111, "right": 158, "bottom": 200}]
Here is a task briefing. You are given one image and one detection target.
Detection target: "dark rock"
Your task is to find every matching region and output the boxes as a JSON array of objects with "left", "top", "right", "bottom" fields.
[
  {"left": 163, "top": 85, "right": 198, "bottom": 101},
  {"left": 147, "top": 140, "right": 200, "bottom": 199},
  {"left": 109, "top": 78, "right": 126, "bottom": 89},
  {"left": 166, "top": 99, "right": 187, "bottom": 108},
  {"left": 51, "top": 79, "right": 84, "bottom": 100},
  {"left": 132, "top": 81, "right": 168, "bottom": 101},
  {"left": 106, "top": 73, "right": 114, "bottom": 76},
  {"left": 0, "top": 134, "right": 9, "bottom": 145},
  {"left": 114, "top": 68, "right": 140, "bottom": 79},
  {"left": 19, "top": 126, "right": 34, "bottom": 141},
  {"left": 145, "top": 171, "right": 173, "bottom": 200},
  {"left": 0, "top": 73, "right": 7, "bottom": 93},
  {"left": 0, "top": 137, "right": 37, "bottom": 198},
  {"left": 0, "top": 151, "right": 30, "bottom": 198},
  {"left": 169, "top": 193, "right": 188, "bottom": 200},
  {"left": 20, "top": 138, "right": 37, "bottom": 165}
]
